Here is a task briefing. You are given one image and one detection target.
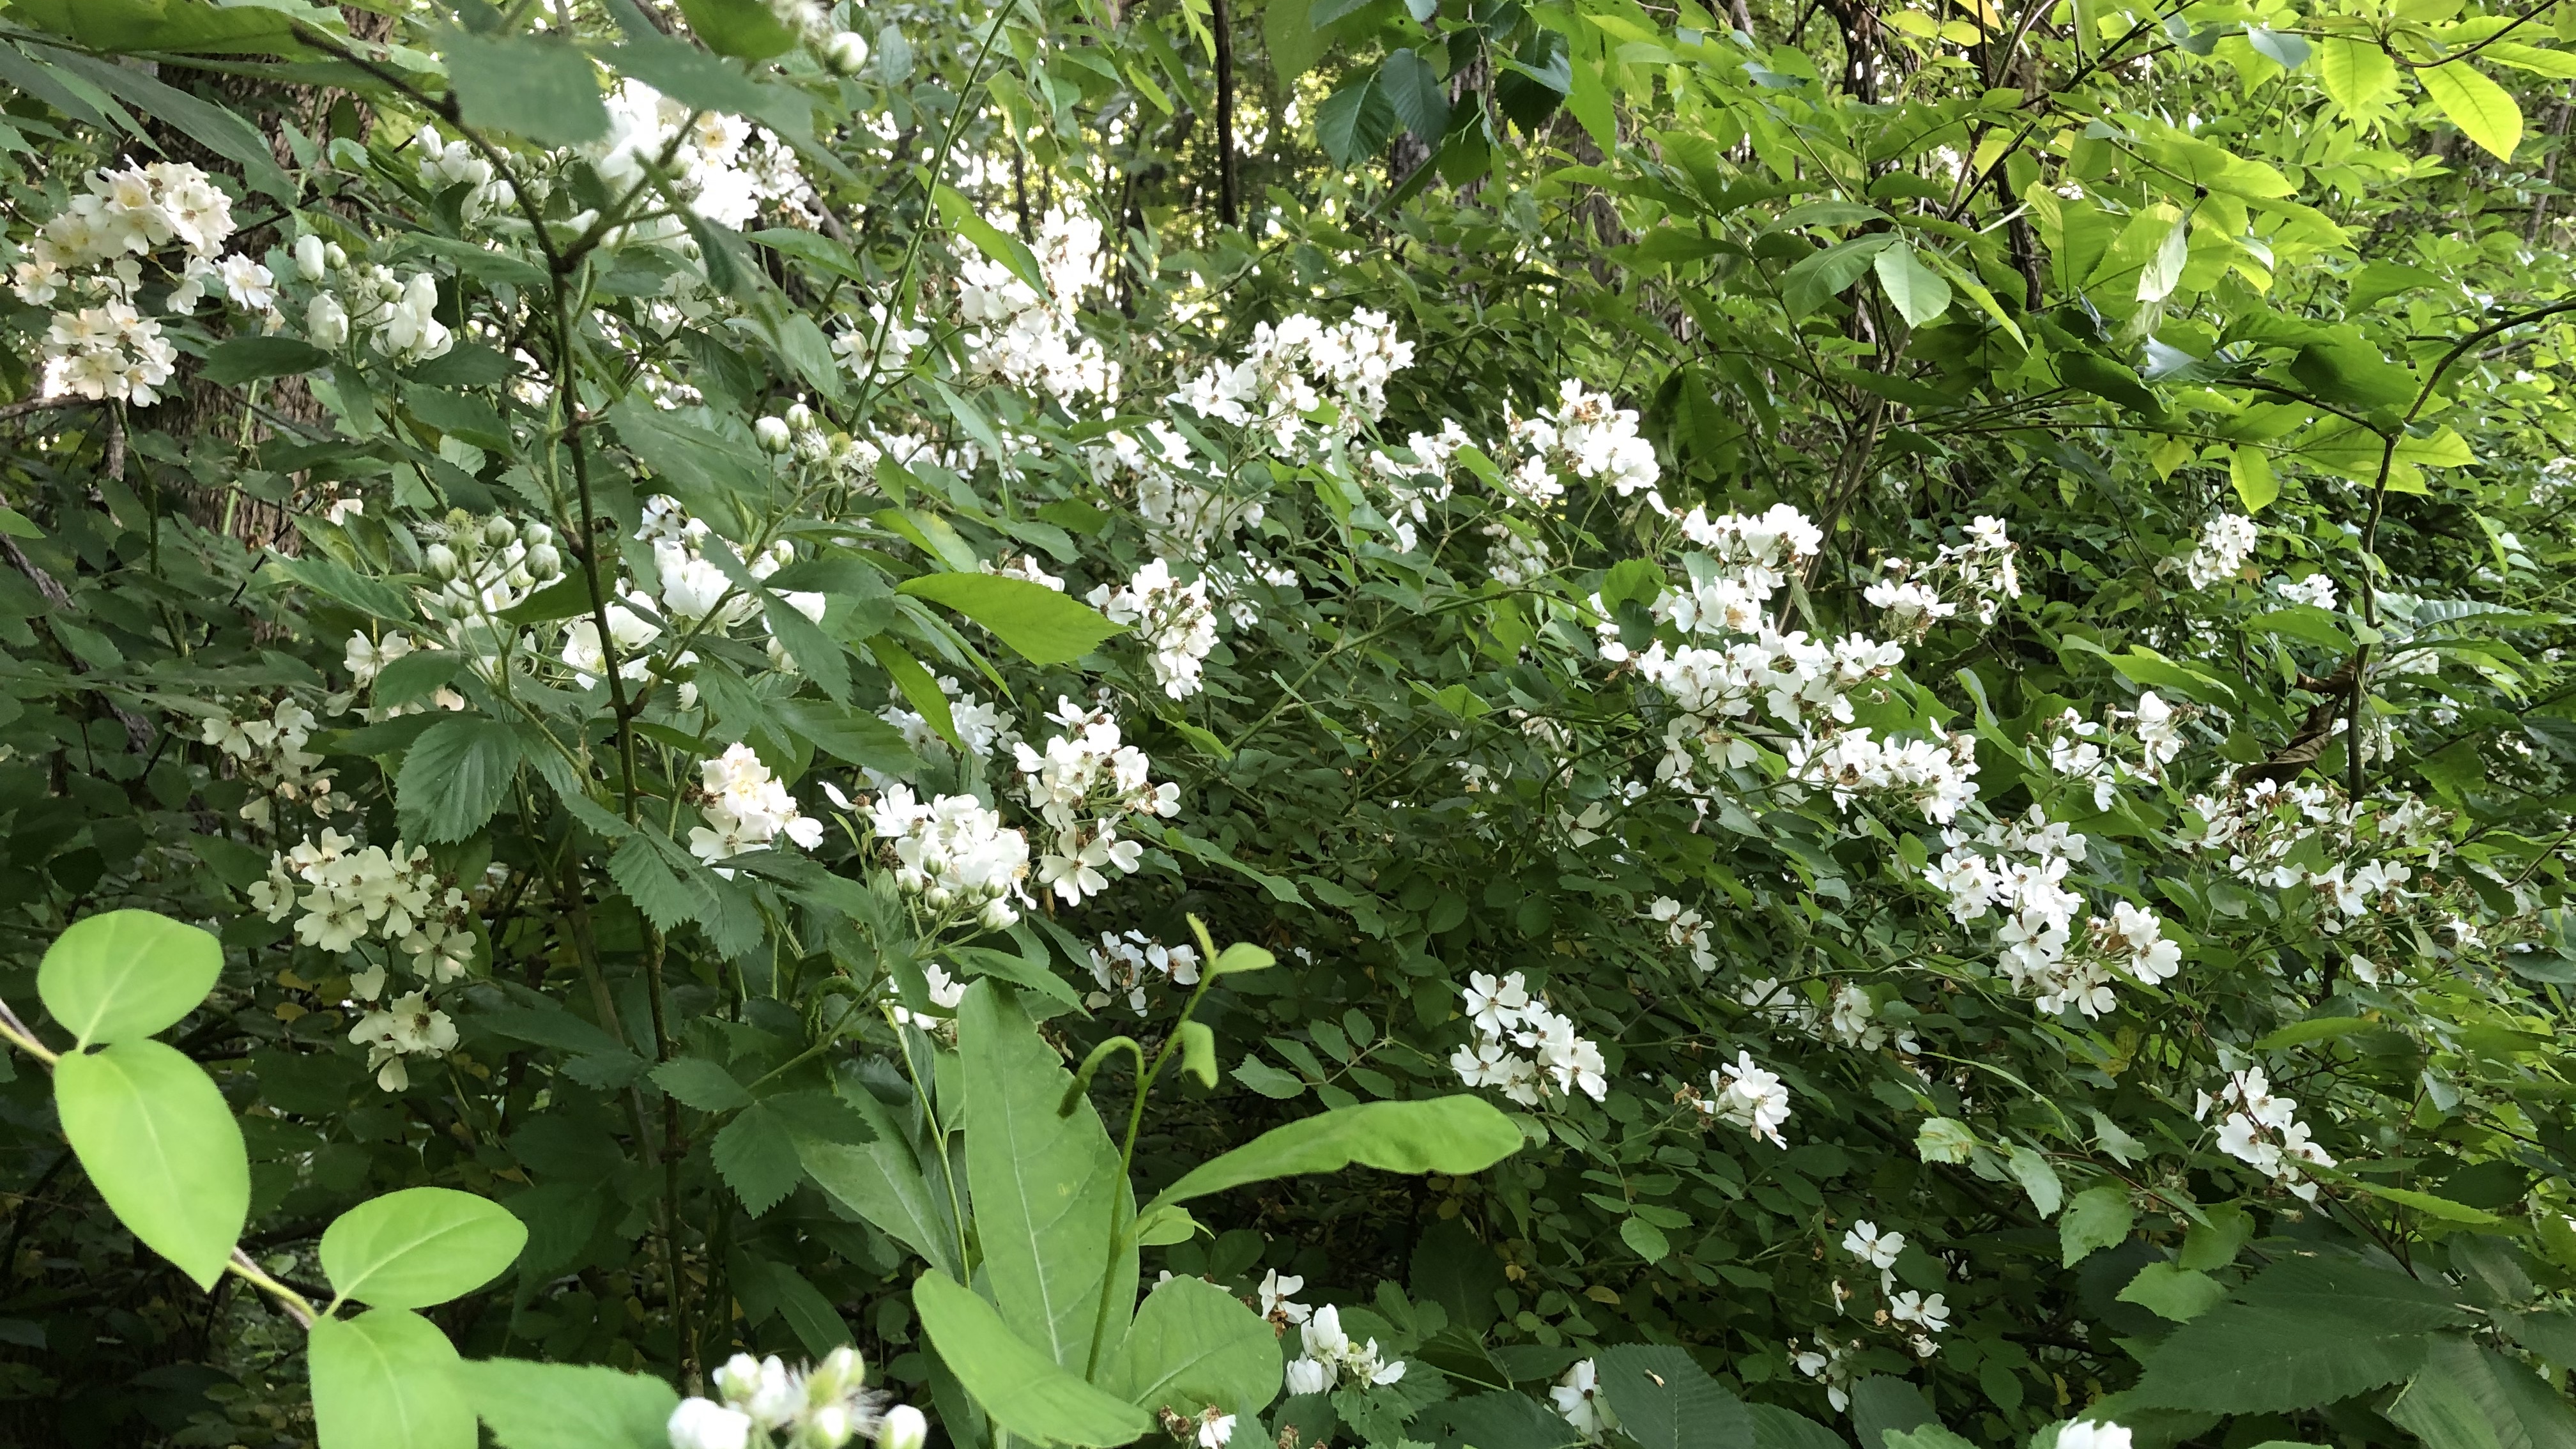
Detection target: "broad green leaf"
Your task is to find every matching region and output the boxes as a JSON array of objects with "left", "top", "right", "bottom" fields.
[
  {"left": 39, "top": 909, "right": 222, "bottom": 1048},
  {"left": 774, "top": 698, "right": 923, "bottom": 775},
  {"left": 2137, "top": 211, "right": 2191, "bottom": 303},
  {"left": 1315, "top": 72, "right": 1389, "bottom": 167},
  {"left": 2130, "top": 1257, "right": 2469, "bottom": 1411},
  {"left": 452, "top": 1358, "right": 680, "bottom": 1449},
  {"left": 202, "top": 335, "right": 332, "bottom": 384},
  {"left": 321, "top": 1187, "right": 528, "bottom": 1310},
  {"left": 933, "top": 185, "right": 1047, "bottom": 294},
  {"left": 396, "top": 716, "right": 523, "bottom": 843},
  {"left": 2318, "top": 37, "right": 2400, "bottom": 112},
  {"left": 310, "top": 1308, "right": 476, "bottom": 1449},
  {"left": 675, "top": 0, "right": 798, "bottom": 57},
  {"left": 1379, "top": 47, "right": 1451, "bottom": 141},
  {"left": 868, "top": 636, "right": 962, "bottom": 751},
  {"left": 2254, "top": 1015, "right": 2375, "bottom": 1050},
  {"left": 959, "top": 981, "right": 1136, "bottom": 1369},
  {"left": 2418, "top": 62, "right": 2520, "bottom": 160},
  {"left": 439, "top": 31, "right": 610, "bottom": 147},
  {"left": 2368, "top": 1184, "right": 2503, "bottom": 1225},
  {"left": 2120, "top": 1262, "right": 2227, "bottom": 1322},
  {"left": 2229, "top": 445, "right": 2279, "bottom": 511},
  {"left": 1619, "top": 1215, "right": 1671, "bottom": 1262},
  {"left": 2059, "top": 1184, "right": 2135, "bottom": 1266},
  {"left": 2007, "top": 1146, "right": 2063, "bottom": 1216},
  {"left": 913, "top": 1270, "right": 1155, "bottom": 1448},
  {"left": 1144, "top": 1096, "right": 1522, "bottom": 1215},
  {"left": 1595, "top": 1345, "right": 1752, "bottom": 1449},
  {"left": 1105, "top": 1275, "right": 1282, "bottom": 1418},
  {"left": 43, "top": 50, "right": 295, "bottom": 201},
  {"left": 1873, "top": 242, "right": 1952, "bottom": 327},
  {"left": 896, "top": 573, "right": 1123, "bottom": 666},
  {"left": 56, "top": 1040, "right": 248, "bottom": 1290},
  {"left": 1751, "top": 1404, "right": 1847, "bottom": 1449},
  {"left": 2382, "top": 1337, "right": 2556, "bottom": 1449},
  {"left": 795, "top": 1085, "right": 960, "bottom": 1276},
  {"left": 1780, "top": 234, "right": 1896, "bottom": 318}
]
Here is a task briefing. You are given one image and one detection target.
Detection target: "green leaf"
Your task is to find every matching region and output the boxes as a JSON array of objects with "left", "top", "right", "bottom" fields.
[
  {"left": 2059, "top": 1184, "right": 2135, "bottom": 1266},
  {"left": 38, "top": 909, "right": 222, "bottom": 1049},
  {"left": 2136, "top": 210, "right": 2190, "bottom": 302},
  {"left": 714, "top": 1098, "right": 807, "bottom": 1215},
  {"left": 1105, "top": 1275, "right": 1282, "bottom": 1418},
  {"left": 1379, "top": 47, "right": 1451, "bottom": 141},
  {"left": 1619, "top": 1215, "right": 1671, "bottom": 1262},
  {"left": 2120, "top": 1262, "right": 2227, "bottom": 1322},
  {"left": 959, "top": 981, "right": 1135, "bottom": 1368},
  {"left": 774, "top": 698, "right": 924, "bottom": 775},
  {"left": 2130, "top": 1268, "right": 2455, "bottom": 1412},
  {"left": 897, "top": 573, "right": 1123, "bottom": 666},
  {"left": 202, "top": 335, "right": 332, "bottom": 385},
  {"left": 2419, "top": 62, "right": 2522, "bottom": 160},
  {"left": 762, "top": 589, "right": 852, "bottom": 703},
  {"left": 652, "top": 1055, "right": 753, "bottom": 1112},
  {"left": 2007, "top": 1146, "right": 2063, "bottom": 1217},
  {"left": 2318, "top": 37, "right": 2400, "bottom": 111},
  {"left": 396, "top": 717, "right": 523, "bottom": 844},
  {"left": 1144, "top": 1096, "right": 1523, "bottom": 1215},
  {"left": 2382, "top": 1337, "right": 2561, "bottom": 1449},
  {"left": 1209, "top": 944, "right": 1275, "bottom": 977},
  {"left": 1780, "top": 234, "right": 1896, "bottom": 317},
  {"left": 1595, "top": 1345, "right": 1752, "bottom": 1449},
  {"left": 2368, "top": 1184, "right": 2503, "bottom": 1225},
  {"left": 452, "top": 1358, "right": 681, "bottom": 1449},
  {"left": 1315, "top": 71, "right": 1393, "bottom": 167},
  {"left": 56, "top": 1040, "right": 247, "bottom": 1291},
  {"left": 795, "top": 1089, "right": 960, "bottom": 1276},
  {"left": 868, "top": 637, "right": 962, "bottom": 751},
  {"left": 1873, "top": 242, "right": 1953, "bottom": 327},
  {"left": 932, "top": 184, "right": 1048, "bottom": 293},
  {"left": 42, "top": 50, "right": 295, "bottom": 201},
  {"left": 675, "top": 0, "right": 798, "bottom": 58},
  {"left": 440, "top": 30, "right": 610, "bottom": 147},
  {"left": 1176, "top": 1021, "right": 1217, "bottom": 1088},
  {"left": 321, "top": 1187, "right": 528, "bottom": 1310},
  {"left": 310, "top": 1307, "right": 476, "bottom": 1449},
  {"left": 1232, "top": 1055, "right": 1307, "bottom": 1100},
  {"left": 913, "top": 1270, "right": 1155, "bottom": 1448}
]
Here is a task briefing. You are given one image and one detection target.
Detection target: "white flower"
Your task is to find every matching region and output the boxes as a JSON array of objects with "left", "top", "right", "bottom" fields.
[
  {"left": 1703, "top": 1051, "right": 1792, "bottom": 1146},
  {"left": 1551, "top": 1360, "right": 1616, "bottom": 1435},
  {"left": 667, "top": 1397, "right": 754, "bottom": 1449},
  {"left": 2057, "top": 1422, "right": 2133, "bottom": 1449},
  {"left": 1197, "top": 1413, "right": 1236, "bottom": 1449},
  {"left": 1841, "top": 1220, "right": 1904, "bottom": 1270},
  {"left": 1259, "top": 1269, "right": 1311, "bottom": 1324},
  {"left": 1889, "top": 1289, "right": 1950, "bottom": 1333},
  {"left": 1284, "top": 1356, "right": 1331, "bottom": 1396}
]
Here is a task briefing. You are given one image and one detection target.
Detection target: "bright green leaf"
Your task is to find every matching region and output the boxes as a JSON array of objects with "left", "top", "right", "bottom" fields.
[
  {"left": 56, "top": 1040, "right": 248, "bottom": 1291},
  {"left": 321, "top": 1187, "right": 528, "bottom": 1310},
  {"left": 38, "top": 909, "right": 222, "bottom": 1049},
  {"left": 310, "top": 1307, "right": 476, "bottom": 1449}
]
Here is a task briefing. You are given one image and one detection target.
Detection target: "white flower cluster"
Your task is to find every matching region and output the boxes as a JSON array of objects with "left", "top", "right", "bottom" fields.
[
  {"left": 1173, "top": 310, "right": 1413, "bottom": 452},
  {"left": 1865, "top": 516, "right": 2021, "bottom": 638},
  {"left": 1836, "top": 1221, "right": 1947, "bottom": 1357},
  {"left": 2270, "top": 572, "right": 2338, "bottom": 610},
  {"left": 1645, "top": 896, "right": 1717, "bottom": 974},
  {"left": 2177, "top": 513, "right": 2259, "bottom": 590},
  {"left": 835, "top": 300, "right": 927, "bottom": 378},
  {"left": 200, "top": 698, "right": 339, "bottom": 825},
  {"left": 1011, "top": 698, "right": 1181, "bottom": 903},
  {"left": 2188, "top": 782, "right": 2437, "bottom": 942},
  {"left": 1550, "top": 1360, "right": 1616, "bottom": 1436},
  {"left": 1089, "top": 558, "right": 1220, "bottom": 699},
  {"left": 691, "top": 744, "right": 825, "bottom": 871},
  {"left": 348, "top": 991, "right": 461, "bottom": 1093},
  {"left": 1790, "top": 1335, "right": 1862, "bottom": 1410},
  {"left": 1739, "top": 977, "right": 1906, "bottom": 1053},
  {"left": 13, "top": 162, "right": 268, "bottom": 404},
  {"left": 1363, "top": 420, "right": 1471, "bottom": 553},
  {"left": 2037, "top": 691, "right": 2187, "bottom": 807},
  {"left": 411, "top": 125, "right": 514, "bottom": 224},
  {"left": 1451, "top": 970, "right": 1607, "bottom": 1105},
  {"left": 1506, "top": 380, "right": 1662, "bottom": 512},
  {"left": 296, "top": 237, "right": 454, "bottom": 364},
  {"left": 1925, "top": 810, "right": 2181, "bottom": 1017},
  {"left": 880, "top": 673, "right": 1018, "bottom": 767},
  {"left": 640, "top": 494, "right": 806, "bottom": 627},
  {"left": 1089, "top": 422, "right": 1271, "bottom": 554},
  {"left": 960, "top": 208, "right": 1114, "bottom": 404},
  {"left": 1690, "top": 1050, "right": 1793, "bottom": 1146},
  {"left": 594, "top": 80, "right": 815, "bottom": 233},
  {"left": 249, "top": 829, "right": 477, "bottom": 983},
  {"left": 885, "top": 960, "right": 967, "bottom": 1032},
  {"left": 1282, "top": 1304, "right": 1407, "bottom": 1394},
  {"left": 1788, "top": 728, "right": 1981, "bottom": 824},
  {"left": 664, "top": 1347, "right": 923, "bottom": 1449},
  {"left": 2197, "top": 1067, "right": 2334, "bottom": 1200},
  {"left": 2058, "top": 1422, "right": 2135, "bottom": 1449},
  {"left": 864, "top": 785, "right": 1032, "bottom": 929},
  {"left": 1084, "top": 930, "right": 1201, "bottom": 1015}
]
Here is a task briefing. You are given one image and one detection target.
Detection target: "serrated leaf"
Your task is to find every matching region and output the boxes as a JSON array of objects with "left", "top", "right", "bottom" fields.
[
  {"left": 2059, "top": 1184, "right": 2135, "bottom": 1266},
  {"left": 1595, "top": 1345, "right": 1751, "bottom": 1449},
  {"left": 713, "top": 1099, "right": 806, "bottom": 1215},
  {"left": 651, "top": 1056, "right": 753, "bottom": 1112},
  {"left": 396, "top": 717, "right": 522, "bottom": 844},
  {"left": 1379, "top": 47, "right": 1451, "bottom": 141},
  {"left": 2120, "top": 1262, "right": 2227, "bottom": 1322}
]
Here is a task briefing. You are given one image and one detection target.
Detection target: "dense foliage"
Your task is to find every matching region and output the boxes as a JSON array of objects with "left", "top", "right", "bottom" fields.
[{"left": 1, "top": 0, "right": 2575, "bottom": 1446}]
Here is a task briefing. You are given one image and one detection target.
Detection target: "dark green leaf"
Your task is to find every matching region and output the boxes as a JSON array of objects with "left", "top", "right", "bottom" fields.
[{"left": 396, "top": 717, "right": 523, "bottom": 843}]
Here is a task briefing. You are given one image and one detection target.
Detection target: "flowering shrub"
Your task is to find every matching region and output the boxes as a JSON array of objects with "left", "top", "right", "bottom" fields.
[{"left": 0, "top": 1, "right": 2573, "bottom": 1449}]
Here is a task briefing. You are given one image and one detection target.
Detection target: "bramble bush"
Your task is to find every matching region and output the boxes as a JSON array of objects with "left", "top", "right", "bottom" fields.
[{"left": 1, "top": 0, "right": 2574, "bottom": 1446}]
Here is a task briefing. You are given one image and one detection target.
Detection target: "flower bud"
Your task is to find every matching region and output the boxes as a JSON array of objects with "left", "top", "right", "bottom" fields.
[
  {"left": 483, "top": 516, "right": 518, "bottom": 548},
  {"left": 785, "top": 402, "right": 815, "bottom": 432},
  {"left": 878, "top": 1405, "right": 928, "bottom": 1449},
  {"left": 423, "top": 542, "right": 458, "bottom": 579},
  {"left": 668, "top": 1397, "right": 754, "bottom": 1449},
  {"left": 307, "top": 293, "right": 350, "bottom": 349},
  {"left": 295, "top": 233, "right": 328, "bottom": 282},
  {"left": 326, "top": 241, "right": 348, "bottom": 270},
  {"left": 526, "top": 544, "right": 562, "bottom": 579},
  {"left": 523, "top": 520, "right": 555, "bottom": 548},
  {"left": 823, "top": 29, "right": 870, "bottom": 73},
  {"left": 811, "top": 1346, "right": 864, "bottom": 1399},
  {"left": 756, "top": 416, "right": 793, "bottom": 453},
  {"left": 806, "top": 1404, "right": 856, "bottom": 1448}
]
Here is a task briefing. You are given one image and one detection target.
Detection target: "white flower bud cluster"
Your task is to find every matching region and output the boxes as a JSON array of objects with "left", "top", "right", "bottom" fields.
[
  {"left": 864, "top": 785, "right": 1032, "bottom": 928},
  {"left": 834, "top": 302, "right": 926, "bottom": 378},
  {"left": 411, "top": 125, "right": 515, "bottom": 224},
  {"left": 666, "top": 1347, "right": 919, "bottom": 1449},
  {"left": 1865, "top": 515, "right": 2021, "bottom": 638},
  {"left": 348, "top": 990, "right": 461, "bottom": 1092},
  {"left": 405, "top": 511, "right": 566, "bottom": 672},
  {"left": 758, "top": 400, "right": 887, "bottom": 487},
  {"left": 199, "top": 698, "right": 340, "bottom": 825},
  {"left": 960, "top": 209, "right": 1116, "bottom": 405},
  {"left": 12, "top": 163, "right": 266, "bottom": 404},
  {"left": 1479, "top": 519, "right": 1553, "bottom": 586},
  {"left": 1089, "top": 559, "right": 1220, "bottom": 700},
  {"left": 1011, "top": 698, "right": 1181, "bottom": 904},
  {"left": 594, "top": 82, "right": 816, "bottom": 234},
  {"left": 689, "top": 744, "right": 825, "bottom": 873},
  {"left": 2176, "top": 512, "right": 2260, "bottom": 589},
  {"left": 1282, "top": 1304, "right": 1407, "bottom": 1395},
  {"left": 1644, "top": 896, "right": 1718, "bottom": 974},
  {"left": 298, "top": 245, "right": 454, "bottom": 363},
  {"left": 1172, "top": 310, "right": 1413, "bottom": 454},
  {"left": 2196, "top": 1067, "right": 2334, "bottom": 1200},
  {"left": 248, "top": 828, "right": 477, "bottom": 985},
  {"left": 1451, "top": 970, "right": 1607, "bottom": 1106},
  {"left": 1690, "top": 1050, "right": 1793, "bottom": 1146},
  {"left": 638, "top": 494, "right": 809, "bottom": 628},
  {"left": 1506, "top": 379, "right": 1662, "bottom": 513},
  {"left": 1084, "top": 930, "right": 1201, "bottom": 1015}
]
